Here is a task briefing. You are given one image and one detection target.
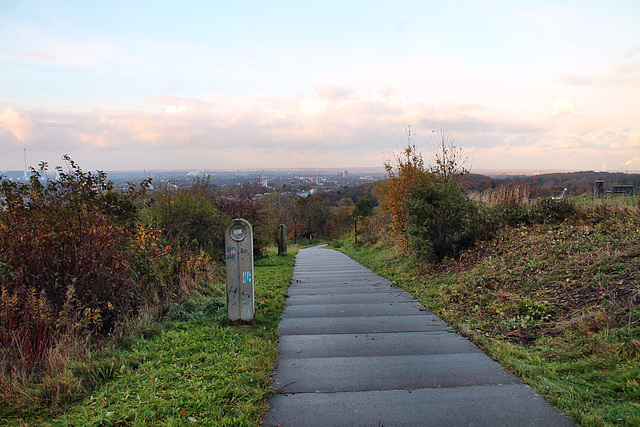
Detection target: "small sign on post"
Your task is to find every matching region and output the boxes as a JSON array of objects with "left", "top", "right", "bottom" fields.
[
  {"left": 277, "top": 224, "right": 287, "bottom": 256},
  {"left": 225, "top": 219, "right": 254, "bottom": 321}
]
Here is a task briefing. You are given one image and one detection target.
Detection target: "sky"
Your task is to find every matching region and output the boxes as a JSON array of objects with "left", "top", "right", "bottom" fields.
[{"left": 1, "top": 0, "right": 639, "bottom": 173}]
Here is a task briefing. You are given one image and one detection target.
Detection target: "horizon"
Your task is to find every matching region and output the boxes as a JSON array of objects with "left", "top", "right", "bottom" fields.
[
  {"left": 1, "top": 1, "right": 639, "bottom": 172},
  {"left": 3, "top": 163, "right": 640, "bottom": 177}
]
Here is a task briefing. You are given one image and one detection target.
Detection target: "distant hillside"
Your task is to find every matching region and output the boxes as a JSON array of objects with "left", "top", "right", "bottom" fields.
[{"left": 462, "top": 171, "right": 639, "bottom": 196}]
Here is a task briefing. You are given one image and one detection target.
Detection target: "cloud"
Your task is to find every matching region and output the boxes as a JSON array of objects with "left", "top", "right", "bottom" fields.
[
  {"left": 1, "top": 82, "right": 638, "bottom": 172},
  {"left": 552, "top": 98, "right": 575, "bottom": 116},
  {"left": 560, "top": 60, "right": 640, "bottom": 89},
  {"left": 165, "top": 105, "right": 188, "bottom": 115},
  {"left": 0, "top": 107, "right": 34, "bottom": 141},
  {"left": 621, "top": 42, "right": 640, "bottom": 60}
]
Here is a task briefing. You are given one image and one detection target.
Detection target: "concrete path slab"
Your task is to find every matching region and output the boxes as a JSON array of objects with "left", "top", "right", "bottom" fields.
[
  {"left": 282, "top": 301, "right": 426, "bottom": 318},
  {"left": 278, "top": 314, "right": 451, "bottom": 335},
  {"left": 284, "top": 291, "right": 414, "bottom": 305},
  {"left": 264, "top": 384, "right": 576, "bottom": 427},
  {"left": 277, "top": 331, "right": 479, "bottom": 359},
  {"left": 291, "top": 276, "right": 392, "bottom": 286},
  {"left": 263, "top": 245, "right": 575, "bottom": 426},
  {"left": 273, "top": 352, "right": 521, "bottom": 393},
  {"left": 286, "top": 283, "right": 398, "bottom": 294}
]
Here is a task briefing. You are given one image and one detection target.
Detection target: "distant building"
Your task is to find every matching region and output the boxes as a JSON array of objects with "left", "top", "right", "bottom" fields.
[
  {"left": 339, "top": 171, "right": 349, "bottom": 180},
  {"left": 260, "top": 177, "right": 269, "bottom": 187}
]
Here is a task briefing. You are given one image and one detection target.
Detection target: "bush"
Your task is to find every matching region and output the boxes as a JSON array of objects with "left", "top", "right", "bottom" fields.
[
  {"left": 530, "top": 198, "right": 578, "bottom": 223},
  {"left": 407, "top": 181, "right": 480, "bottom": 261},
  {"left": 145, "top": 183, "right": 228, "bottom": 257},
  {"left": 0, "top": 157, "right": 150, "bottom": 380},
  {"left": 382, "top": 141, "right": 431, "bottom": 249},
  {"left": 0, "top": 157, "right": 150, "bottom": 332}
]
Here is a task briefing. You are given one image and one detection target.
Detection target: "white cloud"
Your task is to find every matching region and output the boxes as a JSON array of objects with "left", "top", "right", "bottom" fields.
[
  {"left": 1, "top": 80, "right": 639, "bottom": 172},
  {"left": 0, "top": 107, "right": 34, "bottom": 141},
  {"left": 560, "top": 60, "right": 640, "bottom": 89},
  {"left": 552, "top": 98, "right": 575, "bottom": 116},
  {"left": 165, "top": 105, "right": 188, "bottom": 115}
]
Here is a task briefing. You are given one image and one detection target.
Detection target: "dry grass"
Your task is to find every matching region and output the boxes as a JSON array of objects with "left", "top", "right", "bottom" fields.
[{"left": 469, "top": 183, "right": 531, "bottom": 206}]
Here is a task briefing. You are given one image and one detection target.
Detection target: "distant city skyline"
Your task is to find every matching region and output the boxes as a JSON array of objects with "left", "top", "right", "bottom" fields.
[{"left": 1, "top": 1, "right": 639, "bottom": 173}]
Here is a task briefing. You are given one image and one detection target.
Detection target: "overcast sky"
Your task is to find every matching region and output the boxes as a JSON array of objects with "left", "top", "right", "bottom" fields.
[{"left": 1, "top": 0, "right": 639, "bottom": 172}]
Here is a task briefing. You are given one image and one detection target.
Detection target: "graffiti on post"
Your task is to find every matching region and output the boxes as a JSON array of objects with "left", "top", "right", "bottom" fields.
[{"left": 224, "top": 219, "right": 254, "bottom": 321}]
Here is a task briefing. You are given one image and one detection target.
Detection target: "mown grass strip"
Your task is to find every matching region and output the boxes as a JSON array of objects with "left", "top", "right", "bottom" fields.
[{"left": 10, "top": 248, "right": 297, "bottom": 427}]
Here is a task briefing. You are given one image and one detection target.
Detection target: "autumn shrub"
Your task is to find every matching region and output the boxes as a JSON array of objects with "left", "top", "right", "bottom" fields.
[
  {"left": 380, "top": 129, "right": 480, "bottom": 261},
  {"left": 381, "top": 142, "right": 432, "bottom": 250},
  {"left": 0, "top": 157, "right": 152, "bottom": 403},
  {"left": 0, "top": 158, "right": 149, "bottom": 331}
]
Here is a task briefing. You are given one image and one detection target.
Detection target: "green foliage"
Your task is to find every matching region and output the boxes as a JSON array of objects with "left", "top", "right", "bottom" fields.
[
  {"left": 510, "top": 299, "right": 554, "bottom": 328},
  {"left": 338, "top": 197, "right": 355, "bottom": 207},
  {"left": 330, "top": 239, "right": 345, "bottom": 248},
  {"left": 354, "top": 196, "right": 374, "bottom": 218},
  {"left": 407, "top": 181, "right": 480, "bottom": 261},
  {"left": 145, "top": 183, "right": 228, "bottom": 256},
  {"left": 482, "top": 187, "right": 581, "bottom": 228},
  {"left": 381, "top": 130, "right": 479, "bottom": 262},
  {"left": 530, "top": 198, "right": 578, "bottom": 223}
]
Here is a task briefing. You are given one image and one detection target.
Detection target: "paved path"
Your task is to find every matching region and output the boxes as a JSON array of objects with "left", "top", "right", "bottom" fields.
[{"left": 262, "top": 246, "right": 575, "bottom": 427}]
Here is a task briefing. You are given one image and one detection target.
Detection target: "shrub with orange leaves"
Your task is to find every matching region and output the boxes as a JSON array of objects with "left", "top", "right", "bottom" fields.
[{"left": 382, "top": 137, "right": 433, "bottom": 251}]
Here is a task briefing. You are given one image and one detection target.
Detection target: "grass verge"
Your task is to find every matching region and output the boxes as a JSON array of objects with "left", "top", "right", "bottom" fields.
[
  {"left": 2, "top": 247, "right": 297, "bottom": 426},
  {"left": 335, "top": 214, "right": 640, "bottom": 427}
]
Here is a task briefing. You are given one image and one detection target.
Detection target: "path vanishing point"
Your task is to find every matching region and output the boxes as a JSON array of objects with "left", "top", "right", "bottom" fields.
[{"left": 262, "top": 245, "right": 576, "bottom": 427}]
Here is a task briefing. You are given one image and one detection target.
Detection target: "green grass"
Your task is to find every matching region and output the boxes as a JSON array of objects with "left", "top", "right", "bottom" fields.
[
  {"left": 2, "top": 248, "right": 297, "bottom": 426},
  {"left": 337, "top": 214, "right": 640, "bottom": 427}
]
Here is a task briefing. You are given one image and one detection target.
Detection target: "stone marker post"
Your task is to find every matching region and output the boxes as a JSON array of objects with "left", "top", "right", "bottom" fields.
[
  {"left": 594, "top": 180, "right": 604, "bottom": 199},
  {"left": 225, "top": 219, "right": 254, "bottom": 321},
  {"left": 277, "top": 224, "right": 287, "bottom": 256}
]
